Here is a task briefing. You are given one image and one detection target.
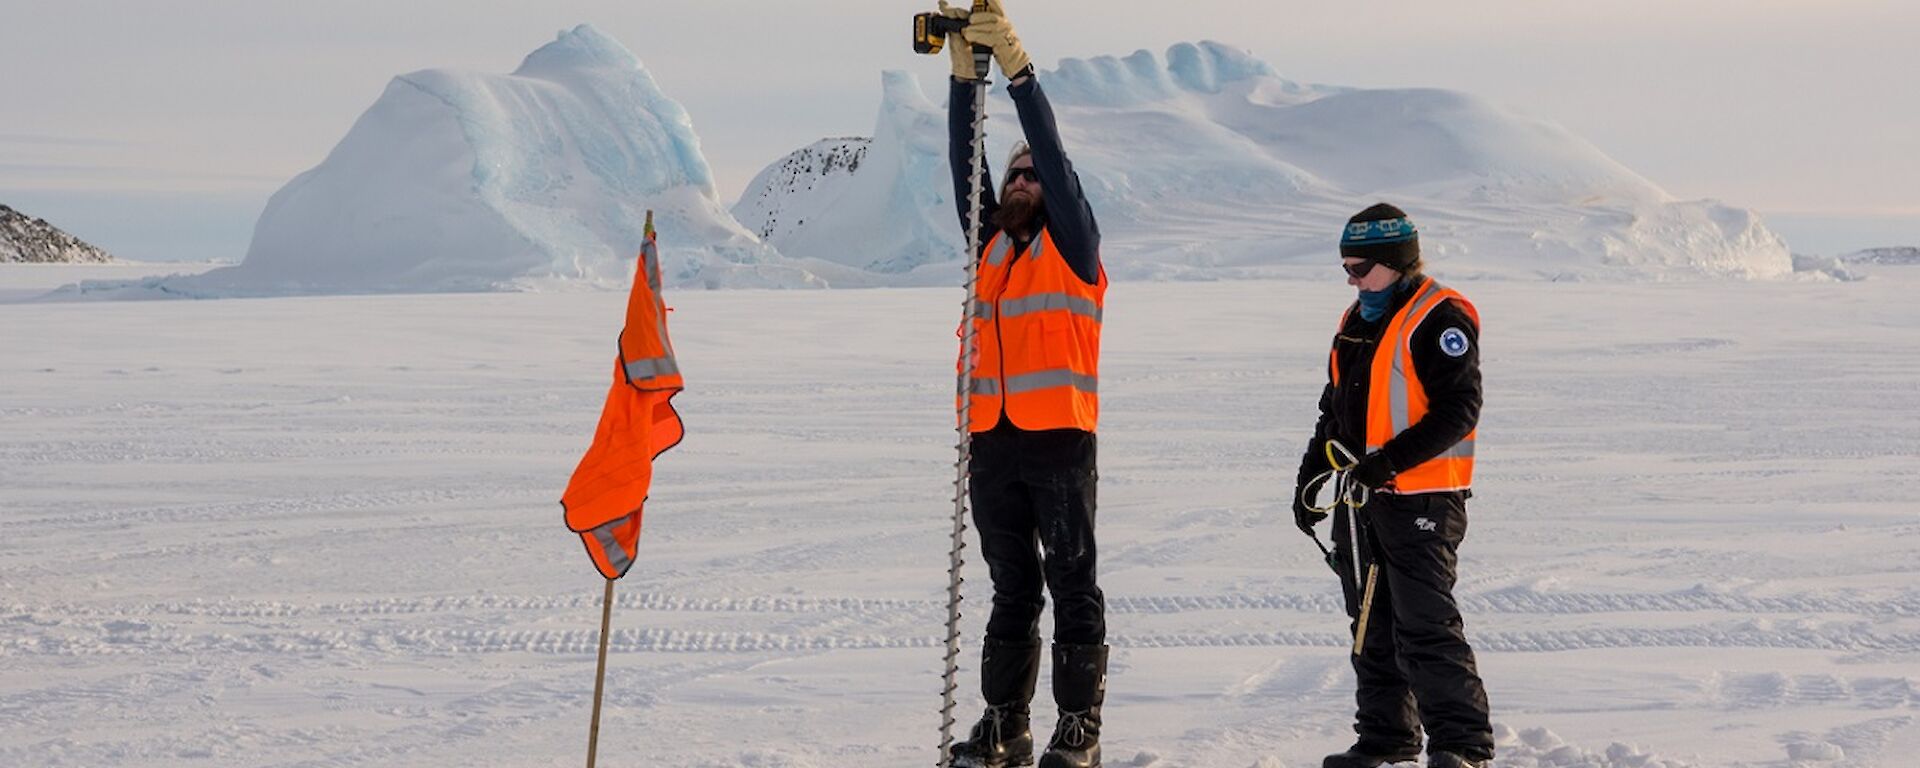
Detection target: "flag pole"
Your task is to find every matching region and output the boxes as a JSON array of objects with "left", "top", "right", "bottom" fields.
[{"left": 586, "top": 577, "right": 616, "bottom": 768}]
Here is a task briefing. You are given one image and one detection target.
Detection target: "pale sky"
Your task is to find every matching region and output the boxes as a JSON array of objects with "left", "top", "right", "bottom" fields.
[{"left": 2, "top": 0, "right": 1914, "bottom": 261}]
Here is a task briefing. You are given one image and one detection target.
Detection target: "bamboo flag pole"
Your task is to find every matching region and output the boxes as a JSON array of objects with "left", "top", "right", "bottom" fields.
[
  {"left": 585, "top": 578, "right": 616, "bottom": 768},
  {"left": 564, "top": 207, "right": 680, "bottom": 768}
]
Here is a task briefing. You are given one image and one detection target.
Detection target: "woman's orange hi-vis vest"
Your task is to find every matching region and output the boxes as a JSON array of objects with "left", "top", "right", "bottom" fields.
[
  {"left": 959, "top": 228, "right": 1106, "bottom": 433},
  {"left": 562, "top": 230, "right": 685, "bottom": 580},
  {"left": 1331, "top": 276, "right": 1479, "bottom": 494}
]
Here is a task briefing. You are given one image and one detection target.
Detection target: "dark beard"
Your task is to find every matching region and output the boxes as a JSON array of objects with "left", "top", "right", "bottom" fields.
[{"left": 992, "top": 192, "right": 1043, "bottom": 236}]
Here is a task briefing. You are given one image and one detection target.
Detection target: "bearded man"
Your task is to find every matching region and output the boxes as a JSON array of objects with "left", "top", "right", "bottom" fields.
[{"left": 940, "top": 2, "right": 1108, "bottom": 767}]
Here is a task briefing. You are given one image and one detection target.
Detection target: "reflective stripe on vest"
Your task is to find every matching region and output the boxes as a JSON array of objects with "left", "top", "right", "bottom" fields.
[
  {"left": 643, "top": 237, "right": 662, "bottom": 291},
  {"left": 959, "top": 228, "right": 1106, "bottom": 432},
  {"left": 587, "top": 515, "right": 635, "bottom": 576},
  {"left": 1383, "top": 279, "right": 1455, "bottom": 439},
  {"left": 998, "top": 292, "right": 1104, "bottom": 323},
  {"left": 964, "top": 377, "right": 1001, "bottom": 396},
  {"left": 1006, "top": 368, "right": 1098, "bottom": 394},
  {"left": 621, "top": 239, "right": 683, "bottom": 392},
  {"left": 624, "top": 356, "right": 681, "bottom": 381},
  {"left": 973, "top": 291, "right": 1102, "bottom": 323},
  {"left": 986, "top": 235, "right": 1014, "bottom": 266},
  {"left": 1355, "top": 277, "right": 1480, "bottom": 493}
]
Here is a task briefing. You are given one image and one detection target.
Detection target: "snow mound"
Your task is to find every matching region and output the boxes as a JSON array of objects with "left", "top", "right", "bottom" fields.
[
  {"left": 1785, "top": 740, "right": 1845, "bottom": 762},
  {"left": 152, "top": 24, "right": 823, "bottom": 296},
  {"left": 1237, "top": 725, "right": 1697, "bottom": 767},
  {"left": 1498, "top": 725, "right": 1698, "bottom": 767},
  {"left": 741, "top": 41, "right": 1792, "bottom": 283}
]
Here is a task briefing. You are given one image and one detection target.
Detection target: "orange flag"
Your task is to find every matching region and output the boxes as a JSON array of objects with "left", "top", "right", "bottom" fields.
[{"left": 561, "top": 213, "right": 685, "bottom": 579}]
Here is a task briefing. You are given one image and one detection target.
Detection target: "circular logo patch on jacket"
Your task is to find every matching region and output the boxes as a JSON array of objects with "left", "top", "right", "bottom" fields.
[{"left": 1439, "top": 327, "right": 1471, "bottom": 358}]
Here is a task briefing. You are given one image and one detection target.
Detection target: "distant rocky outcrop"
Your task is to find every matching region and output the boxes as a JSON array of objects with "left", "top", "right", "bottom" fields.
[
  {"left": 733, "top": 137, "right": 870, "bottom": 242},
  {"left": 1, "top": 205, "right": 113, "bottom": 263},
  {"left": 727, "top": 69, "right": 973, "bottom": 283}
]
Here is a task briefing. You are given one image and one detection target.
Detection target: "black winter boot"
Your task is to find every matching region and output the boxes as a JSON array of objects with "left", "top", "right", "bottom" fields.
[
  {"left": 1037, "top": 643, "right": 1107, "bottom": 768},
  {"left": 1322, "top": 745, "right": 1421, "bottom": 768},
  {"left": 950, "top": 639, "right": 1043, "bottom": 768},
  {"left": 1426, "top": 751, "right": 1490, "bottom": 768}
]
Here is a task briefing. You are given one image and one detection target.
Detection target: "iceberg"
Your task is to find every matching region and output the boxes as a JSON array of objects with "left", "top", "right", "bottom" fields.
[
  {"left": 740, "top": 41, "right": 1792, "bottom": 282},
  {"left": 177, "top": 24, "right": 823, "bottom": 295}
]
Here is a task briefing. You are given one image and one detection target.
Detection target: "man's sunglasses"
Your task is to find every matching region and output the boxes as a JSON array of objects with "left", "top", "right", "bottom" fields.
[
  {"left": 1004, "top": 167, "right": 1038, "bottom": 184},
  {"left": 1342, "top": 259, "right": 1378, "bottom": 279}
]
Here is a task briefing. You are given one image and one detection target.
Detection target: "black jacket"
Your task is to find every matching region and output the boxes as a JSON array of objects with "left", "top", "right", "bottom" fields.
[
  {"left": 948, "top": 75, "right": 1100, "bottom": 285},
  {"left": 1299, "top": 279, "right": 1482, "bottom": 495}
]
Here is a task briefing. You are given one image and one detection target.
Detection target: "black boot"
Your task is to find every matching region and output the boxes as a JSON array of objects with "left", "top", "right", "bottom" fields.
[
  {"left": 1426, "top": 751, "right": 1490, "bottom": 768},
  {"left": 951, "top": 639, "right": 1042, "bottom": 768},
  {"left": 1037, "top": 643, "right": 1107, "bottom": 768},
  {"left": 1322, "top": 745, "right": 1421, "bottom": 768}
]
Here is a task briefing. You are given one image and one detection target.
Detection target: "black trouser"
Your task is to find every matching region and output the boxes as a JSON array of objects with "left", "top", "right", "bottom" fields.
[
  {"left": 1330, "top": 492, "right": 1493, "bottom": 760},
  {"left": 968, "top": 419, "right": 1104, "bottom": 645}
]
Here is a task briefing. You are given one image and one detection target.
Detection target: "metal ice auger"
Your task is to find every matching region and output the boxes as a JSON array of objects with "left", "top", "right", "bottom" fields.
[{"left": 915, "top": 2, "right": 994, "bottom": 764}]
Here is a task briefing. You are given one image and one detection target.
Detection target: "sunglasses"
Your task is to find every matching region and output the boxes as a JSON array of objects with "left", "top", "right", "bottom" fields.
[
  {"left": 1004, "top": 167, "right": 1038, "bottom": 184},
  {"left": 1342, "top": 259, "right": 1378, "bottom": 279}
]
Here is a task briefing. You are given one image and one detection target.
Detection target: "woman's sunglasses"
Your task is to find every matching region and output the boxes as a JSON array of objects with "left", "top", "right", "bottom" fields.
[{"left": 1342, "top": 260, "right": 1378, "bottom": 279}]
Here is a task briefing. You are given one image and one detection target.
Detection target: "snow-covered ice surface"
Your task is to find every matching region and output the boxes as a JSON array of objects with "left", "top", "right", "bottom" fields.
[{"left": 4, "top": 261, "right": 1917, "bottom": 767}]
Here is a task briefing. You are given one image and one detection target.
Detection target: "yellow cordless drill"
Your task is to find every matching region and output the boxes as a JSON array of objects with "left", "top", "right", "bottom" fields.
[{"left": 912, "top": 1, "right": 992, "bottom": 79}]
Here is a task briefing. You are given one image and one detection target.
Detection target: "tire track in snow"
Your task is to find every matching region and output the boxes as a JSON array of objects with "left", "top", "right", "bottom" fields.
[
  {"left": 9, "top": 625, "right": 1920, "bottom": 659},
  {"left": 1715, "top": 672, "right": 1919, "bottom": 710},
  {"left": 7, "top": 588, "right": 1913, "bottom": 620},
  {"left": 0, "top": 486, "right": 536, "bottom": 530}
]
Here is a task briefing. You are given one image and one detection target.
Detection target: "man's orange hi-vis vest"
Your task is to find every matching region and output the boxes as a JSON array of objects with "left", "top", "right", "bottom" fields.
[
  {"left": 1331, "top": 276, "right": 1479, "bottom": 494},
  {"left": 561, "top": 231, "right": 684, "bottom": 579},
  {"left": 959, "top": 227, "right": 1106, "bottom": 433}
]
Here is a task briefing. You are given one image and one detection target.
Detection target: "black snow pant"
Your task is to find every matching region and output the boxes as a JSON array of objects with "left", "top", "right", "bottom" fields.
[
  {"left": 968, "top": 418, "right": 1105, "bottom": 646},
  {"left": 1330, "top": 491, "right": 1494, "bottom": 761}
]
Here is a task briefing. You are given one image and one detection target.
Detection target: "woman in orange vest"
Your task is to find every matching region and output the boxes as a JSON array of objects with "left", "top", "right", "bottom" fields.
[
  {"left": 1293, "top": 204, "right": 1494, "bottom": 768},
  {"left": 941, "top": 3, "right": 1107, "bottom": 767}
]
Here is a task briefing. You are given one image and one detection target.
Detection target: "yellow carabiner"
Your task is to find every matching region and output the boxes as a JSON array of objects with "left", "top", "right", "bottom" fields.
[
  {"left": 1324, "top": 439, "right": 1360, "bottom": 471},
  {"left": 1321, "top": 439, "right": 1370, "bottom": 509},
  {"left": 1303, "top": 440, "right": 1368, "bottom": 514},
  {"left": 1300, "top": 469, "right": 1338, "bottom": 515}
]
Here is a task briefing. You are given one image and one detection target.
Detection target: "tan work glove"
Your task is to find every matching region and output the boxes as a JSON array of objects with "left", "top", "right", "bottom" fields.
[
  {"left": 937, "top": 1, "right": 978, "bottom": 80},
  {"left": 963, "top": 0, "right": 1032, "bottom": 79}
]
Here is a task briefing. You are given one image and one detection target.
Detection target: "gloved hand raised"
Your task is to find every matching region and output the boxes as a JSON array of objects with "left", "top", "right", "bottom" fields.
[
  {"left": 937, "top": 1, "right": 979, "bottom": 80},
  {"left": 963, "top": 0, "right": 1032, "bottom": 79}
]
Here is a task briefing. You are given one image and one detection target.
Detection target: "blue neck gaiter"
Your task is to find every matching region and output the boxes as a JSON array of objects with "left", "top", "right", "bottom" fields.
[{"left": 1357, "top": 279, "right": 1407, "bottom": 322}]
